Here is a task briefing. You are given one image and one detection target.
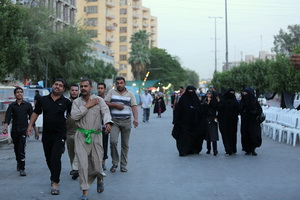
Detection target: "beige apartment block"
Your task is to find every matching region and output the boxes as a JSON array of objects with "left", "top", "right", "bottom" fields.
[{"left": 76, "top": 0, "right": 158, "bottom": 81}]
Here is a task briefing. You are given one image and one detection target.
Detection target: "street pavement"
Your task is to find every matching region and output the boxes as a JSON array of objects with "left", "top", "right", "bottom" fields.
[{"left": 1, "top": 104, "right": 300, "bottom": 200}]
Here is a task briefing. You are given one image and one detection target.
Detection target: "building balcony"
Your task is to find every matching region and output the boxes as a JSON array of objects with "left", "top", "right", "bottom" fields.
[
  {"left": 106, "top": 37, "right": 115, "bottom": 43},
  {"left": 133, "top": 5, "right": 139, "bottom": 10},
  {"left": 133, "top": 14, "right": 139, "bottom": 19},
  {"left": 133, "top": 23, "right": 139, "bottom": 28},
  {"left": 151, "top": 31, "right": 155, "bottom": 35},
  {"left": 151, "top": 24, "right": 156, "bottom": 27},
  {"left": 106, "top": 2, "right": 115, "bottom": 8},
  {"left": 143, "top": 23, "right": 148, "bottom": 28},
  {"left": 106, "top": 14, "right": 115, "bottom": 19},
  {"left": 106, "top": 25, "right": 115, "bottom": 31},
  {"left": 142, "top": 15, "right": 148, "bottom": 20}
]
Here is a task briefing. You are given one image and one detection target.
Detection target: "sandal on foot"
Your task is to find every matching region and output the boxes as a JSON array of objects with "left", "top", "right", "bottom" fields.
[
  {"left": 80, "top": 195, "right": 88, "bottom": 200},
  {"left": 97, "top": 179, "right": 104, "bottom": 193},
  {"left": 120, "top": 167, "right": 128, "bottom": 173},
  {"left": 51, "top": 188, "right": 60, "bottom": 195},
  {"left": 110, "top": 165, "right": 118, "bottom": 173}
]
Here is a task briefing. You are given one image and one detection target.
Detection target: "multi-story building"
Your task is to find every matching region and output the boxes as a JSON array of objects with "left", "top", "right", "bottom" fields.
[
  {"left": 76, "top": 0, "right": 158, "bottom": 81},
  {"left": 13, "top": 0, "right": 77, "bottom": 31}
]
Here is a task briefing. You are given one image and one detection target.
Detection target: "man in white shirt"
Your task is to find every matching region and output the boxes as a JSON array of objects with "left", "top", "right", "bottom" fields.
[{"left": 141, "top": 89, "right": 153, "bottom": 122}]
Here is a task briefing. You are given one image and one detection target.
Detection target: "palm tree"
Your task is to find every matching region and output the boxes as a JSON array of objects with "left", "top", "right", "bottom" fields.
[{"left": 128, "top": 30, "right": 151, "bottom": 81}]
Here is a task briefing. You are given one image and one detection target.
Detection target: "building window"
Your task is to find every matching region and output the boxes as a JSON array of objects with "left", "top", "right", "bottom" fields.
[
  {"left": 120, "top": 54, "right": 127, "bottom": 61},
  {"left": 120, "top": 27, "right": 127, "bottom": 33},
  {"left": 120, "top": 36, "right": 127, "bottom": 42},
  {"left": 120, "top": 8, "right": 127, "bottom": 15},
  {"left": 56, "top": 2, "right": 62, "bottom": 18},
  {"left": 63, "top": 5, "right": 69, "bottom": 22},
  {"left": 70, "top": 9, "right": 75, "bottom": 25},
  {"left": 85, "top": 6, "right": 98, "bottom": 14},
  {"left": 120, "top": 18, "right": 127, "bottom": 24},
  {"left": 119, "top": 64, "right": 127, "bottom": 70},
  {"left": 87, "top": 0, "right": 97, "bottom": 1},
  {"left": 119, "top": 73, "right": 127, "bottom": 77},
  {"left": 84, "top": 18, "right": 98, "bottom": 26},
  {"left": 120, "top": 0, "right": 127, "bottom": 6},
  {"left": 87, "top": 30, "right": 98, "bottom": 38},
  {"left": 120, "top": 45, "right": 127, "bottom": 52}
]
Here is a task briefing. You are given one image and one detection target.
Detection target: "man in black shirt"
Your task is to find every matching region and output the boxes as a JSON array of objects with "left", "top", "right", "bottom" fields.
[
  {"left": 2, "top": 87, "right": 39, "bottom": 176},
  {"left": 27, "top": 78, "right": 71, "bottom": 196},
  {"left": 34, "top": 90, "right": 41, "bottom": 106}
]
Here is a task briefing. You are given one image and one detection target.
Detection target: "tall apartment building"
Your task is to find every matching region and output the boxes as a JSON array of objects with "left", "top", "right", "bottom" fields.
[
  {"left": 12, "top": 0, "right": 77, "bottom": 31},
  {"left": 76, "top": 0, "right": 158, "bottom": 81}
]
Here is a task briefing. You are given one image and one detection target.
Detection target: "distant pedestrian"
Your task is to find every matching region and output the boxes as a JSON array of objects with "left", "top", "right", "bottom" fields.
[
  {"left": 34, "top": 90, "right": 41, "bottom": 106},
  {"left": 105, "top": 77, "right": 138, "bottom": 173},
  {"left": 66, "top": 84, "right": 80, "bottom": 180},
  {"left": 72, "top": 79, "right": 113, "bottom": 200},
  {"left": 198, "top": 88, "right": 206, "bottom": 103},
  {"left": 97, "top": 82, "right": 109, "bottom": 171},
  {"left": 202, "top": 90, "right": 219, "bottom": 156},
  {"left": 27, "top": 78, "right": 72, "bottom": 195},
  {"left": 218, "top": 88, "right": 239, "bottom": 156},
  {"left": 173, "top": 86, "right": 184, "bottom": 111},
  {"left": 141, "top": 89, "right": 153, "bottom": 122},
  {"left": 172, "top": 86, "right": 206, "bottom": 156},
  {"left": 2, "top": 87, "right": 39, "bottom": 176},
  {"left": 153, "top": 92, "right": 166, "bottom": 118},
  {"left": 239, "top": 88, "right": 263, "bottom": 156}
]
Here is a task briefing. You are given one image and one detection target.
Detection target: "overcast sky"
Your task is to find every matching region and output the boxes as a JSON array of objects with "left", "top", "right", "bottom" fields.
[{"left": 142, "top": 0, "right": 300, "bottom": 79}]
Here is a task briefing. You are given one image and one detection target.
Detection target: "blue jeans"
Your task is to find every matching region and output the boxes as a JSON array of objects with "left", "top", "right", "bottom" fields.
[{"left": 143, "top": 108, "right": 150, "bottom": 121}]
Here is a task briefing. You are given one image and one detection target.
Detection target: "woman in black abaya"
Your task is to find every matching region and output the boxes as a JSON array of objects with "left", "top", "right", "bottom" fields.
[
  {"left": 218, "top": 88, "right": 239, "bottom": 156},
  {"left": 239, "top": 88, "right": 263, "bottom": 155},
  {"left": 202, "top": 90, "right": 219, "bottom": 156},
  {"left": 172, "top": 86, "right": 206, "bottom": 156}
]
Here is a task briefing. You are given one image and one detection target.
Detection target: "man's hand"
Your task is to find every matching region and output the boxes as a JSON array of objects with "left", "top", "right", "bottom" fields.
[
  {"left": 105, "top": 123, "right": 112, "bottom": 134},
  {"left": 115, "top": 104, "right": 124, "bottom": 110},
  {"left": 85, "top": 98, "right": 99, "bottom": 109},
  {"left": 26, "top": 126, "right": 33, "bottom": 137},
  {"left": 35, "top": 132, "right": 39, "bottom": 140},
  {"left": 133, "top": 119, "right": 138, "bottom": 128}
]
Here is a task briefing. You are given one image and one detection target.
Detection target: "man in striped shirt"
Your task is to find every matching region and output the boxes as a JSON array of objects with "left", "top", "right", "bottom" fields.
[{"left": 105, "top": 77, "right": 138, "bottom": 173}]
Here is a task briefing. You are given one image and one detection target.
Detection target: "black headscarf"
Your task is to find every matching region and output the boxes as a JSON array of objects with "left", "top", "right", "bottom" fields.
[{"left": 222, "top": 88, "right": 236, "bottom": 100}]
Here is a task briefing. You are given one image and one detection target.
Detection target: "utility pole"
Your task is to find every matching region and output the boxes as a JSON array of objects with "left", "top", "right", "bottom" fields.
[
  {"left": 209, "top": 16, "right": 222, "bottom": 73},
  {"left": 225, "top": 0, "right": 229, "bottom": 70}
]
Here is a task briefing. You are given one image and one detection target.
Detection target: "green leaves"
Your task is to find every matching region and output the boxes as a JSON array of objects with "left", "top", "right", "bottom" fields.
[{"left": 128, "top": 30, "right": 151, "bottom": 81}]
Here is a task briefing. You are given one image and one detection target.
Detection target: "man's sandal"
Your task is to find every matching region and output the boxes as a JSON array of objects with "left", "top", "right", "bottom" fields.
[
  {"left": 110, "top": 165, "right": 118, "bottom": 173},
  {"left": 120, "top": 167, "right": 128, "bottom": 173},
  {"left": 97, "top": 178, "right": 104, "bottom": 193},
  {"left": 80, "top": 195, "right": 89, "bottom": 200},
  {"left": 51, "top": 188, "right": 60, "bottom": 195}
]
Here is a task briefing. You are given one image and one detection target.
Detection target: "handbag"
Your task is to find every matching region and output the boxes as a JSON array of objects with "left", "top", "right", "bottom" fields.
[{"left": 256, "top": 112, "right": 266, "bottom": 123}]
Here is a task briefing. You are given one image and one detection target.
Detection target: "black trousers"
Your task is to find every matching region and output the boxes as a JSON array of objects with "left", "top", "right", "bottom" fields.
[
  {"left": 12, "top": 132, "right": 26, "bottom": 170},
  {"left": 206, "top": 140, "right": 217, "bottom": 151},
  {"left": 102, "top": 132, "right": 109, "bottom": 160},
  {"left": 42, "top": 134, "right": 65, "bottom": 183}
]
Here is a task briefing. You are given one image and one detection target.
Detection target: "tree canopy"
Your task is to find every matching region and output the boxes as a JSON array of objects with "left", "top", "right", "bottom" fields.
[{"left": 128, "top": 30, "right": 151, "bottom": 81}]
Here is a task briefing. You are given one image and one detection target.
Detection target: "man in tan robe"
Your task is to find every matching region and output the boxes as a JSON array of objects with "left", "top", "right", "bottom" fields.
[{"left": 71, "top": 79, "right": 113, "bottom": 200}]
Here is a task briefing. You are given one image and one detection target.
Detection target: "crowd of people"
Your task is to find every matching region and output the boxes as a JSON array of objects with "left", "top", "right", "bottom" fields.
[
  {"left": 171, "top": 85, "right": 263, "bottom": 157},
  {"left": 2, "top": 77, "right": 138, "bottom": 200},
  {"left": 2, "top": 78, "right": 263, "bottom": 200}
]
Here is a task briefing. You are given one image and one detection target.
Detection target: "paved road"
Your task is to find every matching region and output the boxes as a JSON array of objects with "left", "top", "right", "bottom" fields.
[{"left": 1, "top": 105, "right": 300, "bottom": 200}]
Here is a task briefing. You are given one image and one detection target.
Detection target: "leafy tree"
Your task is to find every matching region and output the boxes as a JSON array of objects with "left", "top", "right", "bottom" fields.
[
  {"left": 128, "top": 30, "right": 151, "bottom": 81},
  {"left": 147, "top": 47, "right": 188, "bottom": 89},
  {"left": 83, "top": 60, "right": 117, "bottom": 83},
  {"left": 273, "top": 24, "right": 300, "bottom": 55},
  {"left": 0, "top": 0, "right": 28, "bottom": 80},
  {"left": 184, "top": 69, "right": 199, "bottom": 87}
]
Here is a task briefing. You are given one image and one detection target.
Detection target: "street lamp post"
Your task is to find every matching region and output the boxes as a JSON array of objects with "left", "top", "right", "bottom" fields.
[
  {"left": 209, "top": 16, "right": 222, "bottom": 73},
  {"left": 225, "top": 0, "right": 229, "bottom": 70}
]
